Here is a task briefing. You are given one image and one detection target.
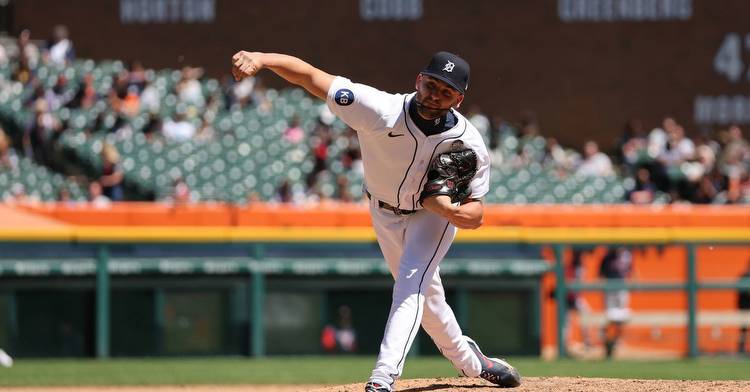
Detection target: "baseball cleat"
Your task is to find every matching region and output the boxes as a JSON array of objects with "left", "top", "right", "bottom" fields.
[
  {"left": 365, "top": 381, "right": 392, "bottom": 392},
  {"left": 465, "top": 336, "right": 521, "bottom": 388},
  {"left": 364, "top": 381, "right": 392, "bottom": 392}
]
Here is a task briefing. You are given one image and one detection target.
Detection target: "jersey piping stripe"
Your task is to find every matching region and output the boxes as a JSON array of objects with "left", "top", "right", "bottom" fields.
[
  {"left": 395, "top": 95, "right": 419, "bottom": 210},
  {"left": 410, "top": 115, "right": 467, "bottom": 210},
  {"left": 394, "top": 221, "right": 451, "bottom": 375}
]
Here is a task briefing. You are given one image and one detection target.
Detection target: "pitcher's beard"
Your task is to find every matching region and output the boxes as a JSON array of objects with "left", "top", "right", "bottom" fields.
[{"left": 414, "top": 97, "right": 451, "bottom": 120}]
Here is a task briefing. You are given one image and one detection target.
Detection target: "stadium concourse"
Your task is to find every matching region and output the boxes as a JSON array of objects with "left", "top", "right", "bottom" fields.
[{"left": 0, "top": 32, "right": 747, "bottom": 207}]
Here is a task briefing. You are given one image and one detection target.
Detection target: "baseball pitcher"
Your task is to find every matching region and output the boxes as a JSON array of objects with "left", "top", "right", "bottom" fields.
[{"left": 232, "top": 50, "right": 521, "bottom": 392}]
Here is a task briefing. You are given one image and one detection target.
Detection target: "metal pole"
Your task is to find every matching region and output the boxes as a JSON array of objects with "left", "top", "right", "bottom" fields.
[
  {"left": 456, "top": 287, "right": 469, "bottom": 329},
  {"left": 532, "top": 280, "right": 542, "bottom": 354},
  {"left": 408, "top": 330, "right": 421, "bottom": 357},
  {"left": 686, "top": 244, "right": 698, "bottom": 358},
  {"left": 554, "top": 244, "right": 567, "bottom": 359},
  {"left": 154, "top": 288, "right": 165, "bottom": 356},
  {"left": 96, "top": 245, "right": 110, "bottom": 358},
  {"left": 251, "top": 271, "right": 265, "bottom": 357},
  {"left": 8, "top": 290, "right": 17, "bottom": 353}
]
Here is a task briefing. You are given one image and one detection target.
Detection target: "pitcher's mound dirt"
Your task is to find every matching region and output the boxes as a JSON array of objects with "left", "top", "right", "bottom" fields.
[
  {"left": 3, "top": 378, "right": 749, "bottom": 392},
  {"left": 309, "top": 377, "right": 750, "bottom": 392}
]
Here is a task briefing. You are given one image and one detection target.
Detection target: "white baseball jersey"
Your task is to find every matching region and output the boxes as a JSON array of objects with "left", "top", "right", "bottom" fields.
[
  {"left": 326, "top": 76, "right": 490, "bottom": 210},
  {"left": 326, "top": 76, "right": 490, "bottom": 388}
]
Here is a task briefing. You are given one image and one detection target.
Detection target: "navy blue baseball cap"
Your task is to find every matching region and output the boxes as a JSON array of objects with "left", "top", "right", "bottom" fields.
[{"left": 420, "top": 51, "right": 470, "bottom": 94}]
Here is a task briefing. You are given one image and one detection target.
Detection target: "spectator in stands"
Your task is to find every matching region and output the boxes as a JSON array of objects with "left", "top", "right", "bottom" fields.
[
  {"left": 16, "top": 28, "right": 40, "bottom": 69},
  {"left": 658, "top": 121, "right": 695, "bottom": 168},
  {"left": 127, "top": 60, "right": 147, "bottom": 93},
  {"left": 139, "top": 79, "right": 161, "bottom": 114},
  {"left": 283, "top": 116, "right": 304, "bottom": 144},
  {"left": 67, "top": 73, "right": 97, "bottom": 110},
  {"left": 318, "top": 104, "right": 336, "bottom": 127},
  {"left": 0, "top": 127, "right": 18, "bottom": 172},
  {"left": 275, "top": 178, "right": 294, "bottom": 204},
  {"left": 0, "top": 43, "right": 7, "bottom": 68},
  {"left": 719, "top": 126, "right": 749, "bottom": 168},
  {"left": 142, "top": 113, "right": 162, "bottom": 141},
  {"left": 107, "top": 72, "right": 129, "bottom": 115},
  {"left": 88, "top": 181, "right": 111, "bottom": 208},
  {"left": 519, "top": 110, "right": 540, "bottom": 140},
  {"left": 718, "top": 125, "right": 750, "bottom": 204},
  {"left": 24, "top": 83, "right": 46, "bottom": 108},
  {"left": 111, "top": 113, "right": 135, "bottom": 141},
  {"left": 467, "top": 104, "right": 490, "bottom": 145},
  {"left": 99, "top": 143, "right": 124, "bottom": 201},
  {"left": 336, "top": 174, "right": 353, "bottom": 202},
  {"left": 306, "top": 126, "right": 331, "bottom": 189},
  {"left": 687, "top": 135, "right": 717, "bottom": 178},
  {"left": 563, "top": 248, "right": 592, "bottom": 353},
  {"left": 251, "top": 77, "right": 273, "bottom": 113},
  {"left": 219, "top": 74, "right": 236, "bottom": 109},
  {"left": 487, "top": 115, "right": 503, "bottom": 151},
  {"left": 57, "top": 186, "right": 71, "bottom": 203},
  {"left": 11, "top": 56, "right": 33, "bottom": 86},
  {"left": 162, "top": 112, "right": 196, "bottom": 142},
  {"left": 599, "top": 247, "right": 633, "bottom": 358},
  {"left": 274, "top": 178, "right": 305, "bottom": 205},
  {"left": 168, "top": 176, "right": 193, "bottom": 204},
  {"left": 120, "top": 86, "right": 140, "bottom": 117},
  {"left": 194, "top": 117, "right": 215, "bottom": 144},
  {"left": 647, "top": 117, "right": 673, "bottom": 159},
  {"left": 738, "top": 260, "right": 750, "bottom": 354},
  {"left": 692, "top": 168, "right": 724, "bottom": 204},
  {"left": 46, "top": 25, "right": 74, "bottom": 65},
  {"left": 543, "top": 137, "right": 576, "bottom": 175},
  {"left": 627, "top": 166, "right": 657, "bottom": 204},
  {"left": 342, "top": 145, "right": 363, "bottom": 176},
  {"left": 576, "top": 140, "right": 614, "bottom": 177},
  {"left": 508, "top": 110, "right": 543, "bottom": 168},
  {"left": 228, "top": 73, "right": 255, "bottom": 109},
  {"left": 321, "top": 305, "right": 357, "bottom": 354},
  {"left": 203, "top": 94, "right": 221, "bottom": 125},
  {"left": 340, "top": 127, "right": 363, "bottom": 174},
  {"left": 736, "top": 171, "right": 750, "bottom": 204},
  {"left": 5, "top": 183, "right": 31, "bottom": 204},
  {"left": 618, "top": 118, "right": 647, "bottom": 173},
  {"left": 45, "top": 74, "right": 74, "bottom": 111},
  {"left": 246, "top": 191, "right": 261, "bottom": 205},
  {"left": 176, "top": 66, "right": 205, "bottom": 108},
  {"left": 24, "top": 99, "right": 61, "bottom": 165}
]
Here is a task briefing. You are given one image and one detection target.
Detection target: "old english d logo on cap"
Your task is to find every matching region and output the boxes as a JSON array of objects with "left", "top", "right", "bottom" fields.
[{"left": 421, "top": 51, "right": 470, "bottom": 93}]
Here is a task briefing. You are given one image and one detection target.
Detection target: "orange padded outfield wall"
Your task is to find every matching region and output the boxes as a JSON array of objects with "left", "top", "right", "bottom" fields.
[
  {"left": 5, "top": 202, "right": 750, "bottom": 357},
  {"left": 14, "top": 202, "right": 750, "bottom": 228}
]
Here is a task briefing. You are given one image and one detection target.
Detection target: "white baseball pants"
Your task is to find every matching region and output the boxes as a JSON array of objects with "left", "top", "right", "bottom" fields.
[{"left": 368, "top": 197, "right": 481, "bottom": 386}]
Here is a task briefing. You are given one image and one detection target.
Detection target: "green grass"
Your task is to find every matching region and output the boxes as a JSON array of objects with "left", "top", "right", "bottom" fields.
[{"left": 0, "top": 357, "right": 749, "bottom": 386}]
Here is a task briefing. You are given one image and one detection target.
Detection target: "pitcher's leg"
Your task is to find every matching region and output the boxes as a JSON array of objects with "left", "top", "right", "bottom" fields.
[
  {"left": 367, "top": 203, "right": 406, "bottom": 388},
  {"left": 371, "top": 212, "right": 454, "bottom": 385},
  {"left": 421, "top": 272, "right": 481, "bottom": 377}
]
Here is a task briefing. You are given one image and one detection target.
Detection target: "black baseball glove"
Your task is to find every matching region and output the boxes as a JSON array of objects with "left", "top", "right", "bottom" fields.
[{"left": 419, "top": 149, "right": 478, "bottom": 204}]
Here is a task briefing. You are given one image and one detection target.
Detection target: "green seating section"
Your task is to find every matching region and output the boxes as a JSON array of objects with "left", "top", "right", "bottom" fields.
[
  {"left": 0, "top": 61, "right": 90, "bottom": 202},
  {"left": 0, "top": 57, "right": 655, "bottom": 204},
  {"left": 0, "top": 156, "right": 86, "bottom": 201}
]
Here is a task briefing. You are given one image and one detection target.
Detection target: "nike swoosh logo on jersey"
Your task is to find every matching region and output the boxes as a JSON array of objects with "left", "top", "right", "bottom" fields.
[
  {"left": 388, "top": 131, "right": 404, "bottom": 137},
  {"left": 406, "top": 268, "right": 418, "bottom": 278}
]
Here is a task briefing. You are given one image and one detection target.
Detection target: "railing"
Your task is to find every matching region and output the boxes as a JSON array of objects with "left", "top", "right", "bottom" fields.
[
  {"left": 1, "top": 224, "right": 749, "bottom": 358},
  {"left": 553, "top": 236, "right": 750, "bottom": 358}
]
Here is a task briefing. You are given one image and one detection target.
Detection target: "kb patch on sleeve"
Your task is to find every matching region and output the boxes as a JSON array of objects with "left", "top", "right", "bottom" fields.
[{"left": 334, "top": 89, "right": 354, "bottom": 106}]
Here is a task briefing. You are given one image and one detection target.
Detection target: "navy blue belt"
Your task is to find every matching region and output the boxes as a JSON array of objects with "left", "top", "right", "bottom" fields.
[{"left": 365, "top": 190, "right": 416, "bottom": 215}]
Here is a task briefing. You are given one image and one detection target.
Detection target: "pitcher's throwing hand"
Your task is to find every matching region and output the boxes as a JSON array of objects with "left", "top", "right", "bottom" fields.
[{"left": 232, "top": 51, "right": 262, "bottom": 81}]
